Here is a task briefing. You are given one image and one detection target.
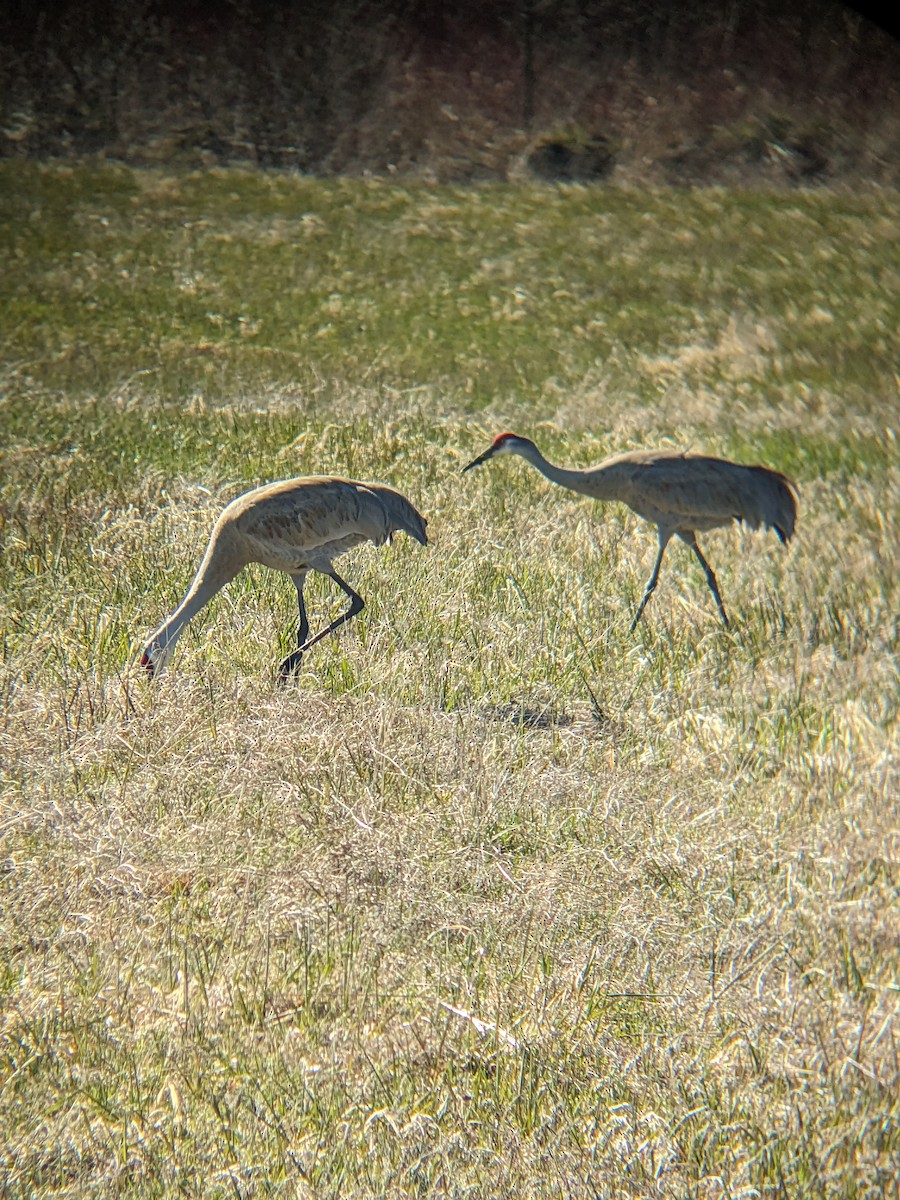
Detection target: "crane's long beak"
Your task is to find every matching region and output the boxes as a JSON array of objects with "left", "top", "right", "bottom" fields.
[{"left": 462, "top": 446, "right": 493, "bottom": 473}]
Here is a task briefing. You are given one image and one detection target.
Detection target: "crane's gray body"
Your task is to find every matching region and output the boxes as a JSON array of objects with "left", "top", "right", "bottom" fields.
[
  {"left": 212, "top": 476, "right": 427, "bottom": 573},
  {"left": 556, "top": 449, "right": 797, "bottom": 544},
  {"left": 142, "top": 476, "right": 427, "bottom": 677},
  {"left": 463, "top": 433, "right": 798, "bottom": 629}
]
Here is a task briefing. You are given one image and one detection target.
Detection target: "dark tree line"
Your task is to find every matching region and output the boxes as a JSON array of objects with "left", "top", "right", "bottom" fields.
[{"left": 1, "top": 1, "right": 896, "bottom": 180}]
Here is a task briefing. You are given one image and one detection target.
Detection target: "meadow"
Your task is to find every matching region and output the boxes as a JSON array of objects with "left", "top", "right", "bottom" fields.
[{"left": 0, "top": 162, "right": 897, "bottom": 1197}]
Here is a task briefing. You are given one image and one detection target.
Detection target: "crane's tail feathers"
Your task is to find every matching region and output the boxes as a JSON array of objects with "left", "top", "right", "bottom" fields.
[
  {"left": 370, "top": 485, "right": 428, "bottom": 545},
  {"left": 748, "top": 466, "right": 799, "bottom": 544},
  {"left": 395, "top": 518, "right": 428, "bottom": 546}
]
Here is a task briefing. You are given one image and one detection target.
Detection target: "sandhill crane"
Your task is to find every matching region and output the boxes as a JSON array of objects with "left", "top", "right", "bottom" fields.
[
  {"left": 462, "top": 432, "right": 797, "bottom": 631},
  {"left": 141, "top": 476, "right": 428, "bottom": 678}
]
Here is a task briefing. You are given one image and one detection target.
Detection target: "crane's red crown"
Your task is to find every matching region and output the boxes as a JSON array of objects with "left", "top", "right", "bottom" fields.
[{"left": 461, "top": 431, "right": 527, "bottom": 472}]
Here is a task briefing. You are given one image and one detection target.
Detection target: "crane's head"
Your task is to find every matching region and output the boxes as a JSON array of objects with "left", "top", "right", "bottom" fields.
[
  {"left": 462, "top": 432, "right": 533, "bottom": 472},
  {"left": 139, "top": 638, "right": 173, "bottom": 679}
]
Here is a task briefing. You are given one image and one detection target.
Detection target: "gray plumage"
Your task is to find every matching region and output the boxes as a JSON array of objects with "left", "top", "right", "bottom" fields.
[
  {"left": 462, "top": 432, "right": 798, "bottom": 630},
  {"left": 141, "top": 476, "right": 428, "bottom": 677}
]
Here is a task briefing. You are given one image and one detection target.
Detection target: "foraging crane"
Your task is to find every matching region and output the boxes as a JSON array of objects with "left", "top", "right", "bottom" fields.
[
  {"left": 140, "top": 476, "right": 428, "bottom": 678},
  {"left": 462, "top": 432, "right": 797, "bottom": 630}
]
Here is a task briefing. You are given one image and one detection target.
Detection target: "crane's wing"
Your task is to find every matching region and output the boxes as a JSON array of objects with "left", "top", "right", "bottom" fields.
[
  {"left": 223, "top": 477, "right": 394, "bottom": 570},
  {"left": 614, "top": 453, "right": 798, "bottom": 540}
]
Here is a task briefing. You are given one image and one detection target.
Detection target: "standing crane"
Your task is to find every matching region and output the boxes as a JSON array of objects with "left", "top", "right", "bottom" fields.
[
  {"left": 140, "top": 476, "right": 428, "bottom": 678},
  {"left": 462, "top": 432, "right": 798, "bottom": 631}
]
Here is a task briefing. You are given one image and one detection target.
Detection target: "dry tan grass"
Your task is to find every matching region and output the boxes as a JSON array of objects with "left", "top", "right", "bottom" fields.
[
  {"left": 1, "top": 169, "right": 897, "bottom": 1194},
  {"left": 2, "top": 417, "right": 897, "bottom": 1196}
]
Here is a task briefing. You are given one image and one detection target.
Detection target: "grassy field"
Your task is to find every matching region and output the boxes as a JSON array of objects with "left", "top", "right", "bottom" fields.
[{"left": 0, "top": 163, "right": 898, "bottom": 1197}]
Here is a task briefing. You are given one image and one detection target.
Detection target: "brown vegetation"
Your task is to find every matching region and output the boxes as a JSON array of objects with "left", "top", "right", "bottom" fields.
[{"left": 1, "top": 0, "right": 898, "bottom": 184}]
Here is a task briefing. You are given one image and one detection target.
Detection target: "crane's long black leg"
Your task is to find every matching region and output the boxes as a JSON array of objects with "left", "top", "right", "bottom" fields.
[
  {"left": 295, "top": 569, "right": 365, "bottom": 655},
  {"left": 296, "top": 592, "right": 310, "bottom": 648},
  {"left": 682, "top": 533, "right": 730, "bottom": 628},
  {"left": 630, "top": 531, "right": 670, "bottom": 633},
  {"left": 278, "top": 573, "right": 311, "bottom": 679}
]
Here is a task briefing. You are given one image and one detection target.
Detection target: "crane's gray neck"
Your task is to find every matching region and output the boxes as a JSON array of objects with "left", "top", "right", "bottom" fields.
[
  {"left": 144, "top": 531, "right": 242, "bottom": 669},
  {"left": 512, "top": 440, "right": 609, "bottom": 498},
  {"left": 149, "top": 584, "right": 214, "bottom": 657}
]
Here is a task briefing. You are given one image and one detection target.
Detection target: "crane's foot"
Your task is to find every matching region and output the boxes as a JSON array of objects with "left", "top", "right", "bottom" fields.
[{"left": 277, "top": 649, "right": 304, "bottom": 680}]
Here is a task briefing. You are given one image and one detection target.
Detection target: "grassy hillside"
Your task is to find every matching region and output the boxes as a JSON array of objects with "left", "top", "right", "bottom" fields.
[{"left": 0, "top": 164, "right": 898, "bottom": 1196}]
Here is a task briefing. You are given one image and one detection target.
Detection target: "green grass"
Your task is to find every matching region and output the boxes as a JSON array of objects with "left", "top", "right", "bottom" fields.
[
  {"left": 0, "top": 163, "right": 898, "bottom": 1197},
  {"left": 2, "top": 163, "right": 896, "bottom": 410}
]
